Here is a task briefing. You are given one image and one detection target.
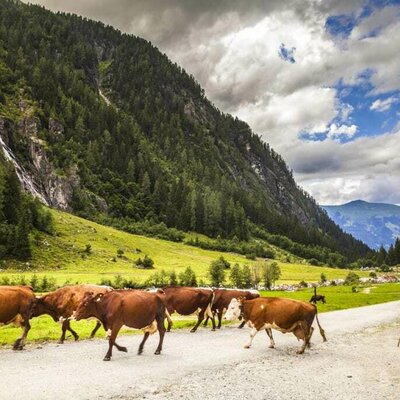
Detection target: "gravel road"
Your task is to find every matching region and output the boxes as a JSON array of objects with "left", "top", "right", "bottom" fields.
[{"left": 1, "top": 301, "right": 400, "bottom": 400}]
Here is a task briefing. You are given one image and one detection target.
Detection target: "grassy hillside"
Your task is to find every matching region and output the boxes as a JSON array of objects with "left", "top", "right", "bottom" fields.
[{"left": 0, "top": 209, "right": 367, "bottom": 285}]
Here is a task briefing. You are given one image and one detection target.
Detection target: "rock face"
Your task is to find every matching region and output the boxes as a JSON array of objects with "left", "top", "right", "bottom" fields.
[{"left": 0, "top": 114, "right": 80, "bottom": 210}]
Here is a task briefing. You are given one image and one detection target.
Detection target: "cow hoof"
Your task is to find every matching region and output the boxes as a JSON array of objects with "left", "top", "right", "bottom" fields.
[
  {"left": 268, "top": 345, "right": 275, "bottom": 349},
  {"left": 154, "top": 350, "right": 161, "bottom": 355},
  {"left": 244, "top": 345, "right": 250, "bottom": 349},
  {"left": 190, "top": 329, "right": 196, "bottom": 333},
  {"left": 119, "top": 346, "right": 128, "bottom": 353},
  {"left": 296, "top": 350, "right": 305, "bottom": 355},
  {"left": 103, "top": 356, "right": 111, "bottom": 361},
  {"left": 138, "top": 349, "right": 143, "bottom": 355},
  {"left": 74, "top": 336, "right": 79, "bottom": 342},
  {"left": 12, "top": 345, "right": 23, "bottom": 351},
  {"left": 211, "top": 328, "right": 216, "bottom": 332},
  {"left": 58, "top": 340, "right": 64, "bottom": 344}
]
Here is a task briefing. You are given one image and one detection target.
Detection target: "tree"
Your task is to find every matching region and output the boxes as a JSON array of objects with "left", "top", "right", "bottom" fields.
[
  {"left": 169, "top": 270, "right": 178, "bottom": 286},
  {"left": 262, "top": 262, "right": 281, "bottom": 290},
  {"left": 179, "top": 267, "right": 197, "bottom": 286},
  {"left": 209, "top": 258, "right": 226, "bottom": 287},
  {"left": 320, "top": 273, "right": 327, "bottom": 284},
  {"left": 230, "top": 263, "right": 242, "bottom": 288},
  {"left": 15, "top": 209, "right": 32, "bottom": 260},
  {"left": 344, "top": 271, "right": 360, "bottom": 286},
  {"left": 241, "top": 265, "right": 252, "bottom": 288}
]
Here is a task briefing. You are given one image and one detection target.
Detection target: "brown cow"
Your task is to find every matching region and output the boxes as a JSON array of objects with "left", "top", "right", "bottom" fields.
[
  {"left": 163, "top": 286, "right": 215, "bottom": 332},
  {"left": 30, "top": 284, "right": 112, "bottom": 343},
  {"left": 204, "top": 289, "right": 260, "bottom": 329},
  {"left": 225, "top": 297, "right": 327, "bottom": 354},
  {"left": 73, "top": 289, "right": 169, "bottom": 361},
  {"left": 0, "top": 285, "right": 35, "bottom": 350}
]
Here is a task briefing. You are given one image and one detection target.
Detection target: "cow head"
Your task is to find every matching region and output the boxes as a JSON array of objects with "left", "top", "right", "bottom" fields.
[
  {"left": 224, "top": 297, "right": 244, "bottom": 321},
  {"left": 29, "top": 296, "right": 58, "bottom": 320},
  {"left": 73, "top": 292, "right": 103, "bottom": 321}
]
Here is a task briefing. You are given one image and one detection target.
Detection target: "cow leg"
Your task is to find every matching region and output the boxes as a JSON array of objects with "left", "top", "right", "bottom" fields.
[
  {"left": 60, "top": 320, "right": 79, "bottom": 343},
  {"left": 238, "top": 320, "right": 246, "bottom": 329},
  {"left": 203, "top": 316, "right": 209, "bottom": 327},
  {"left": 104, "top": 324, "right": 122, "bottom": 361},
  {"left": 307, "top": 327, "right": 314, "bottom": 348},
  {"left": 294, "top": 322, "right": 309, "bottom": 354},
  {"left": 89, "top": 321, "right": 102, "bottom": 339},
  {"left": 244, "top": 327, "right": 259, "bottom": 349},
  {"left": 191, "top": 308, "right": 206, "bottom": 332},
  {"left": 138, "top": 332, "right": 150, "bottom": 355},
  {"left": 154, "top": 315, "right": 166, "bottom": 355},
  {"left": 265, "top": 328, "right": 275, "bottom": 348},
  {"left": 166, "top": 309, "right": 173, "bottom": 332},
  {"left": 13, "top": 320, "right": 31, "bottom": 350},
  {"left": 217, "top": 310, "right": 223, "bottom": 329}
]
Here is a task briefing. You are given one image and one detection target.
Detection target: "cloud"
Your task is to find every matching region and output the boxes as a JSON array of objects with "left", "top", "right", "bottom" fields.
[
  {"left": 291, "top": 127, "right": 400, "bottom": 204},
  {"left": 327, "top": 123, "right": 358, "bottom": 139},
  {"left": 370, "top": 96, "right": 398, "bottom": 112}
]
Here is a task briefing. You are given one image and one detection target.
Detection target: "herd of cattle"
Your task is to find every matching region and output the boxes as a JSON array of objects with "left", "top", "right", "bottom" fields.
[{"left": 0, "top": 284, "right": 327, "bottom": 361}]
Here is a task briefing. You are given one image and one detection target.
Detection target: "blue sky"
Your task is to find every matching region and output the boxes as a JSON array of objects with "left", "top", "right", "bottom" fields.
[{"left": 29, "top": 0, "right": 400, "bottom": 205}]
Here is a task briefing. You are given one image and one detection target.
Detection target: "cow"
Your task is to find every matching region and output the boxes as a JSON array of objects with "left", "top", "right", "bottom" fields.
[
  {"left": 309, "top": 286, "right": 326, "bottom": 304},
  {"left": 224, "top": 296, "right": 327, "bottom": 354},
  {"left": 162, "top": 286, "right": 215, "bottom": 332},
  {"left": 203, "top": 289, "right": 260, "bottom": 329},
  {"left": 0, "top": 286, "right": 36, "bottom": 350},
  {"left": 73, "top": 289, "right": 169, "bottom": 361},
  {"left": 30, "top": 284, "right": 112, "bottom": 343}
]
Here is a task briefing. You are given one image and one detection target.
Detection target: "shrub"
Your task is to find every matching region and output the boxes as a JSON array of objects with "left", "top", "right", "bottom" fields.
[
  {"left": 344, "top": 271, "right": 360, "bottom": 286},
  {"left": 178, "top": 267, "right": 197, "bottom": 286},
  {"left": 209, "top": 258, "right": 226, "bottom": 286},
  {"left": 134, "top": 255, "right": 154, "bottom": 269},
  {"left": 117, "top": 249, "right": 124, "bottom": 258},
  {"left": 299, "top": 280, "right": 308, "bottom": 288}
]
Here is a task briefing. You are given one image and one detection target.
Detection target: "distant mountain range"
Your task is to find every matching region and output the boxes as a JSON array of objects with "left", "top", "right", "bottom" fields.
[{"left": 322, "top": 200, "right": 400, "bottom": 250}]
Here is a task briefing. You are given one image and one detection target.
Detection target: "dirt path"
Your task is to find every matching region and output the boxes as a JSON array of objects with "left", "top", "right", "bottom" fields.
[{"left": 1, "top": 301, "right": 400, "bottom": 400}]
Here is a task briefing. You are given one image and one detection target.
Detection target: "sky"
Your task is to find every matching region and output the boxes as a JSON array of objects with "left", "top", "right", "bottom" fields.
[{"left": 27, "top": 0, "right": 400, "bottom": 205}]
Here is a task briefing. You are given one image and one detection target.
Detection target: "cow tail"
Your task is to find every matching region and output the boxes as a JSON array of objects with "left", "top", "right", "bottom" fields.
[
  {"left": 206, "top": 290, "right": 215, "bottom": 319},
  {"left": 165, "top": 308, "right": 173, "bottom": 327},
  {"left": 315, "top": 307, "right": 327, "bottom": 342}
]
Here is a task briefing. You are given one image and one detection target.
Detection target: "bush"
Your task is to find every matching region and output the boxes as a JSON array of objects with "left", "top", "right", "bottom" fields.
[
  {"left": 134, "top": 255, "right": 154, "bottom": 269},
  {"left": 178, "top": 267, "right": 197, "bottom": 286},
  {"left": 344, "top": 271, "right": 360, "bottom": 286},
  {"left": 117, "top": 249, "right": 124, "bottom": 258},
  {"left": 299, "top": 280, "right": 308, "bottom": 288},
  {"left": 309, "top": 258, "right": 320, "bottom": 266}
]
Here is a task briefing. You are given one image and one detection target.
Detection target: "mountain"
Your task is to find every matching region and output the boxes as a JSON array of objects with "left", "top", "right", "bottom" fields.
[
  {"left": 322, "top": 200, "right": 400, "bottom": 250},
  {"left": 0, "top": 0, "right": 371, "bottom": 263}
]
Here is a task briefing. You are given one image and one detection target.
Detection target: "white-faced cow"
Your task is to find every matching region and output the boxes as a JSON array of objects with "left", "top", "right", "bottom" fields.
[
  {"left": 30, "top": 284, "right": 112, "bottom": 343},
  {"left": 204, "top": 288, "right": 260, "bottom": 329},
  {"left": 162, "top": 286, "right": 215, "bottom": 332},
  {"left": 225, "top": 297, "right": 327, "bottom": 354},
  {"left": 73, "top": 289, "right": 170, "bottom": 361},
  {"left": 0, "top": 285, "right": 36, "bottom": 350}
]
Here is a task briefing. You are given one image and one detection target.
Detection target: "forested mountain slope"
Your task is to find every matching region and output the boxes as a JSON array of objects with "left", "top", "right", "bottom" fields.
[{"left": 0, "top": 0, "right": 371, "bottom": 262}]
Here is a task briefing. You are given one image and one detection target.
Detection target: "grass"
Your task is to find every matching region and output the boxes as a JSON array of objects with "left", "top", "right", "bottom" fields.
[
  {"left": 0, "top": 209, "right": 368, "bottom": 286},
  {"left": 2, "top": 283, "right": 400, "bottom": 347},
  {"left": 260, "top": 283, "right": 400, "bottom": 312}
]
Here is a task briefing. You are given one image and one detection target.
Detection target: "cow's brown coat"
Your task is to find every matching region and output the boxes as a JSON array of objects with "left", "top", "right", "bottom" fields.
[
  {"left": 74, "top": 289, "right": 167, "bottom": 360},
  {"left": 0, "top": 285, "right": 35, "bottom": 349},
  {"left": 30, "top": 284, "right": 112, "bottom": 343},
  {"left": 163, "top": 286, "right": 215, "bottom": 332}
]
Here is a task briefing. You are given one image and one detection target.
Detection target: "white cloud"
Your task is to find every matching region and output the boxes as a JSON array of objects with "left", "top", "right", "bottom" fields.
[
  {"left": 370, "top": 96, "right": 398, "bottom": 112},
  {"left": 327, "top": 123, "right": 358, "bottom": 138}
]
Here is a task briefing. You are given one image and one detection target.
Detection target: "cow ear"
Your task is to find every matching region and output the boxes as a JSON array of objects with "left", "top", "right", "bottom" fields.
[
  {"left": 237, "top": 296, "right": 246, "bottom": 303},
  {"left": 95, "top": 293, "right": 104, "bottom": 302}
]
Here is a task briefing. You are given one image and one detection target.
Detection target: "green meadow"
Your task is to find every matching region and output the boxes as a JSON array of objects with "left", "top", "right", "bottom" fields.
[{"left": 1, "top": 209, "right": 368, "bottom": 286}]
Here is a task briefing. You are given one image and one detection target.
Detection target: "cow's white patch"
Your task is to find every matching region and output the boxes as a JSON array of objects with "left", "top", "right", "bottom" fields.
[
  {"left": 106, "top": 329, "right": 112, "bottom": 339},
  {"left": 260, "top": 305, "right": 265, "bottom": 310},
  {"left": 142, "top": 320, "right": 158, "bottom": 335}
]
